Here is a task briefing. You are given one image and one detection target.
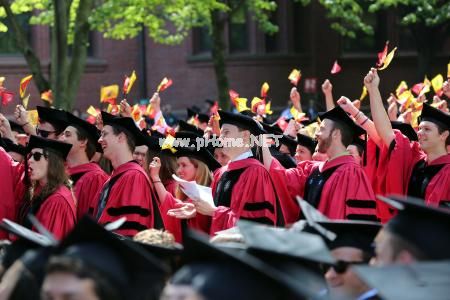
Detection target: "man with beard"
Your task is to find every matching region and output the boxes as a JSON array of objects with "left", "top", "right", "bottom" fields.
[{"left": 263, "top": 106, "right": 378, "bottom": 221}]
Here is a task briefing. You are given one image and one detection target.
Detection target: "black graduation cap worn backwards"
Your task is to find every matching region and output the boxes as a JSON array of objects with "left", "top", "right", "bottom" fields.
[{"left": 101, "top": 111, "right": 145, "bottom": 146}]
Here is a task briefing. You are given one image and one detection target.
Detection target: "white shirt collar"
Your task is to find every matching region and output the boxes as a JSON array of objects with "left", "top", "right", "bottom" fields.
[
  {"left": 356, "top": 289, "right": 378, "bottom": 300},
  {"left": 231, "top": 150, "right": 253, "bottom": 162}
]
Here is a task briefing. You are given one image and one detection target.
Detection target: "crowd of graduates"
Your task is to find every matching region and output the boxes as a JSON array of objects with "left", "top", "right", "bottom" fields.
[{"left": 0, "top": 63, "right": 449, "bottom": 300}]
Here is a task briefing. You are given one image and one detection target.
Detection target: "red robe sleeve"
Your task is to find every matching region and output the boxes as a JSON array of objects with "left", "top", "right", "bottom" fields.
[
  {"left": 318, "top": 161, "right": 378, "bottom": 221},
  {"left": 210, "top": 162, "right": 281, "bottom": 234},
  {"left": 97, "top": 167, "right": 162, "bottom": 237},
  {"left": 163, "top": 179, "right": 177, "bottom": 196},
  {"left": 160, "top": 193, "right": 211, "bottom": 243},
  {"left": 0, "top": 148, "right": 25, "bottom": 239},
  {"left": 35, "top": 186, "right": 77, "bottom": 240},
  {"left": 71, "top": 164, "right": 109, "bottom": 219},
  {"left": 423, "top": 156, "right": 450, "bottom": 207}
]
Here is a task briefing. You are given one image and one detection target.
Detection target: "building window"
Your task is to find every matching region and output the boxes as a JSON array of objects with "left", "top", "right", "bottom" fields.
[
  {"left": 68, "top": 31, "right": 96, "bottom": 57},
  {"left": 229, "top": 6, "right": 249, "bottom": 53},
  {"left": 193, "top": 26, "right": 212, "bottom": 54},
  {"left": 0, "top": 13, "right": 32, "bottom": 55}
]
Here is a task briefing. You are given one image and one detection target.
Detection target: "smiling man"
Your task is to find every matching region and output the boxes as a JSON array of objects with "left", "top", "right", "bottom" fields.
[{"left": 94, "top": 112, "right": 163, "bottom": 237}]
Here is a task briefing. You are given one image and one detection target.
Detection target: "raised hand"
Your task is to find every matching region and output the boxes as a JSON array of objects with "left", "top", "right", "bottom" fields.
[
  {"left": 337, "top": 96, "right": 359, "bottom": 117},
  {"left": 120, "top": 99, "right": 132, "bottom": 117},
  {"left": 364, "top": 68, "right": 380, "bottom": 92},
  {"left": 290, "top": 87, "right": 301, "bottom": 109},
  {"left": 321, "top": 79, "right": 333, "bottom": 95},
  {"left": 14, "top": 105, "right": 29, "bottom": 126},
  {"left": 149, "top": 157, "right": 162, "bottom": 181}
]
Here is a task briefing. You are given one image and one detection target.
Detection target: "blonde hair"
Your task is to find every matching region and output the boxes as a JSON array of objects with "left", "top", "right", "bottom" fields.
[{"left": 175, "top": 157, "right": 212, "bottom": 200}]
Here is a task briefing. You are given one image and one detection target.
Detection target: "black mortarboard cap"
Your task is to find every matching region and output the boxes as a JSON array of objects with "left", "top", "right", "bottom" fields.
[
  {"left": 101, "top": 111, "right": 145, "bottom": 146},
  {"left": 8, "top": 120, "right": 25, "bottom": 134},
  {"left": 297, "top": 133, "right": 317, "bottom": 155},
  {"left": 173, "top": 144, "right": 221, "bottom": 172},
  {"left": 419, "top": 103, "right": 450, "bottom": 130},
  {"left": 197, "top": 113, "right": 210, "bottom": 124},
  {"left": 218, "top": 110, "right": 266, "bottom": 135},
  {"left": 205, "top": 99, "right": 216, "bottom": 106},
  {"left": 66, "top": 112, "right": 101, "bottom": 151},
  {"left": 354, "top": 261, "right": 450, "bottom": 300},
  {"left": 177, "top": 120, "right": 205, "bottom": 137},
  {"left": 141, "top": 130, "right": 162, "bottom": 152},
  {"left": 318, "top": 106, "right": 365, "bottom": 139},
  {"left": 391, "top": 121, "right": 418, "bottom": 141},
  {"left": 27, "top": 135, "right": 72, "bottom": 160},
  {"left": 56, "top": 216, "right": 168, "bottom": 299},
  {"left": 315, "top": 220, "right": 381, "bottom": 254},
  {"left": 36, "top": 106, "right": 69, "bottom": 133},
  {"left": 280, "top": 134, "right": 298, "bottom": 156},
  {"left": 177, "top": 229, "right": 313, "bottom": 300},
  {"left": 0, "top": 138, "right": 26, "bottom": 156},
  {"left": 380, "top": 195, "right": 450, "bottom": 260},
  {"left": 260, "top": 122, "right": 283, "bottom": 135}
]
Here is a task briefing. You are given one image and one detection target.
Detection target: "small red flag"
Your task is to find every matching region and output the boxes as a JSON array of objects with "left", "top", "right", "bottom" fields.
[
  {"left": 1, "top": 90, "right": 14, "bottom": 106},
  {"left": 260, "top": 82, "right": 269, "bottom": 99},
  {"left": 411, "top": 83, "right": 424, "bottom": 96},
  {"left": 376, "top": 41, "right": 389, "bottom": 68},
  {"left": 229, "top": 89, "right": 239, "bottom": 101},
  {"left": 19, "top": 75, "right": 33, "bottom": 98},
  {"left": 331, "top": 60, "right": 342, "bottom": 74}
]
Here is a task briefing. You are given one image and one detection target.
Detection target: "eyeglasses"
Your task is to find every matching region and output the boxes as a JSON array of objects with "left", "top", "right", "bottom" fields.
[
  {"left": 27, "top": 151, "right": 48, "bottom": 162},
  {"left": 326, "top": 260, "right": 366, "bottom": 274},
  {"left": 36, "top": 128, "right": 57, "bottom": 138}
]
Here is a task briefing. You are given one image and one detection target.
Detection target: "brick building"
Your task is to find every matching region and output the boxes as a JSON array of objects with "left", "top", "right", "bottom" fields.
[{"left": 0, "top": 1, "right": 449, "bottom": 116}]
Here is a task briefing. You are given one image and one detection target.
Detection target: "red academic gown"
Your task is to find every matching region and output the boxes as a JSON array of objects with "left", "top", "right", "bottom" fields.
[
  {"left": 163, "top": 178, "right": 177, "bottom": 196},
  {"left": 68, "top": 162, "right": 108, "bottom": 219},
  {"left": 0, "top": 148, "right": 26, "bottom": 239},
  {"left": 270, "top": 155, "right": 378, "bottom": 221},
  {"left": 32, "top": 185, "right": 77, "bottom": 240},
  {"left": 95, "top": 161, "right": 163, "bottom": 237},
  {"left": 377, "top": 130, "right": 450, "bottom": 207},
  {"left": 160, "top": 192, "right": 211, "bottom": 243},
  {"left": 209, "top": 158, "right": 283, "bottom": 235}
]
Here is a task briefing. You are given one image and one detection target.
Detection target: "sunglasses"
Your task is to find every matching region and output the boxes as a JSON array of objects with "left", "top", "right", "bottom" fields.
[
  {"left": 325, "top": 260, "right": 366, "bottom": 274},
  {"left": 27, "top": 151, "right": 48, "bottom": 162},
  {"left": 36, "top": 128, "right": 58, "bottom": 138}
]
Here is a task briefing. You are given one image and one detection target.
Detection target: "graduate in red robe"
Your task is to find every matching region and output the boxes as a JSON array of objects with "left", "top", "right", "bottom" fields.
[
  {"left": 149, "top": 134, "right": 221, "bottom": 243},
  {"left": 20, "top": 135, "right": 76, "bottom": 239},
  {"left": 61, "top": 112, "right": 108, "bottom": 219},
  {"left": 264, "top": 106, "right": 378, "bottom": 221},
  {"left": 185, "top": 111, "right": 285, "bottom": 235},
  {"left": 95, "top": 112, "right": 163, "bottom": 237},
  {"left": 365, "top": 68, "right": 450, "bottom": 208}
]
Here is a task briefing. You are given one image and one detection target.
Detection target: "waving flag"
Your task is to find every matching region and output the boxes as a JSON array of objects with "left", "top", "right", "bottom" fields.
[
  {"left": 431, "top": 74, "right": 444, "bottom": 96},
  {"left": 1, "top": 90, "right": 14, "bottom": 106},
  {"left": 123, "top": 71, "right": 137, "bottom": 95},
  {"left": 288, "top": 69, "right": 301, "bottom": 86},
  {"left": 41, "top": 90, "right": 53, "bottom": 104},
  {"left": 260, "top": 82, "right": 269, "bottom": 99},
  {"left": 19, "top": 75, "right": 33, "bottom": 98},
  {"left": 378, "top": 47, "right": 397, "bottom": 71},
  {"left": 395, "top": 81, "right": 408, "bottom": 97},
  {"left": 376, "top": 41, "right": 389, "bottom": 68},
  {"left": 359, "top": 86, "right": 368, "bottom": 101},
  {"left": 251, "top": 97, "right": 265, "bottom": 113},
  {"left": 100, "top": 85, "right": 119, "bottom": 104},
  {"left": 157, "top": 77, "right": 173, "bottom": 93},
  {"left": 330, "top": 60, "right": 342, "bottom": 74}
]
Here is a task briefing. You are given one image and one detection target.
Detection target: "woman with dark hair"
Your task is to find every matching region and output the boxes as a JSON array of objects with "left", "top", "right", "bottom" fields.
[
  {"left": 20, "top": 135, "right": 77, "bottom": 239},
  {"left": 149, "top": 142, "right": 221, "bottom": 243}
]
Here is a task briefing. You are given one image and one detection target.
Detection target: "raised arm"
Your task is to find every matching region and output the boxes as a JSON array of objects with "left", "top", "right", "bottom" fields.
[
  {"left": 149, "top": 157, "right": 168, "bottom": 204},
  {"left": 322, "top": 79, "right": 335, "bottom": 111},
  {"left": 337, "top": 96, "right": 382, "bottom": 147},
  {"left": 14, "top": 105, "right": 35, "bottom": 136},
  {"left": 365, "top": 68, "right": 395, "bottom": 147}
]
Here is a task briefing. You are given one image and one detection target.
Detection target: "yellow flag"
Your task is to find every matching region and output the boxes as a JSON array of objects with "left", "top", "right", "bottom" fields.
[
  {"left": 0, "top": 77, "right": 5, "bottom": 87},
  {"left": 397, "top": 90, "right": 414, "bottom": 108},
  {"left": 447, "top": 62, "right": 450, "bottom": 79},
  {"left": 260, "top": 82, "right": 269, "bottom": 98},
  {"left": 87, "top": 105, "right": 99, "bottom": 117},
  {"left": 419, "top": 77, "right": 431, "bottom": 97},
  {"left": 359, "top": 86, "right": 368, "bottom": 101},
  {"left": 27, "top": 110, "right": 38, "bottom": 126},
  {"left": 395, "top": 81, "right": 408, "bottom": 97},
  {"left": 251, "top": 97, "right": 264, "bottom": 113},
  {"left": 431, "top": 74, "right": 443, "bottom": 94},
  {"left": 234, "top": 97, "right": 249, "bottom": 113},
  {"left": 290, "top": 106, "right": 305, "bottom": 121},
  {"left": 19, "top": 75, "right": 33, "bottom": 98},
  {"left": 265, "top": 101, "right": 273, "bottom": 115},
  {"left": 378, "top": 47, "right": 397, "bottom": 71},
  {"left": 123, "top": 71, "right": 137, "bottom": 94},
  {"left": 22, "top": 94, "right": 30, "bottom": 109},
  {"left": 100, "top": 85, "right": 119, "bottom": 104}
]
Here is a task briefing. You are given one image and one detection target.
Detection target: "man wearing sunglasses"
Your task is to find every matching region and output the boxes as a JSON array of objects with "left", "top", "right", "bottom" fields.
[
  {"left": 14, "top": 105, "right": 69, "bottom": 140},
  {"left": 308, "top": 220, "right": 381, "bottom": 300}
]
